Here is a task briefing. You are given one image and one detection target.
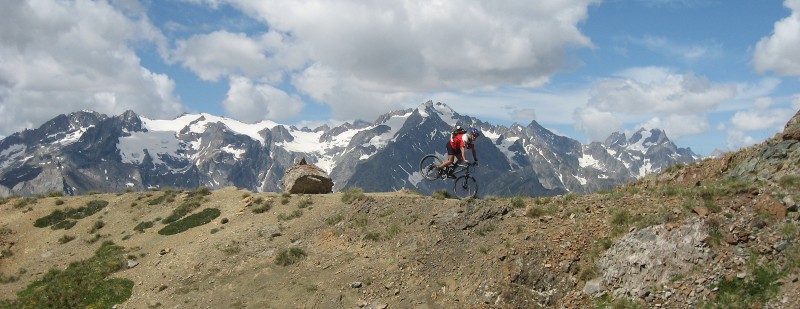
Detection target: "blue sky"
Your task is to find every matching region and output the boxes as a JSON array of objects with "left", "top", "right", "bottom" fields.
[{"left": 1, "top": 0, "right": 799, "bottom": 156}]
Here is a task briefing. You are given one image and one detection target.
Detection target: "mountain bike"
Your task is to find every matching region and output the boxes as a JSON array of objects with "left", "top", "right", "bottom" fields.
[{"left": 419, "top": 154, "right": 478, "bottom": 199}]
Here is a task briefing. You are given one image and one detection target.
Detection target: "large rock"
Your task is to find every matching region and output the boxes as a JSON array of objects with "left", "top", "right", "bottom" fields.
[
  {"left": 782, "top": 109, "right": 800, "bottom": 141},
  {"left": 280, "top": 158, "right": 333, "bottom": 194}
]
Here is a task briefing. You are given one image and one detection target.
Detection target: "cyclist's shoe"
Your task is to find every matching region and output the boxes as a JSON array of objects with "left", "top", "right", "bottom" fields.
[{"left": 447, "top": 173, "right": 457, "bottom": 179}]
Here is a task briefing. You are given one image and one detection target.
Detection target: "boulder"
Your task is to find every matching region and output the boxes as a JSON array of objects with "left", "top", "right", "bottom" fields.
[
  {"left": 280, "top": 158, "right": 333, "bottom": 194},
  {"left": 782, "top": 109, "right": 800, "bottom": 141}
]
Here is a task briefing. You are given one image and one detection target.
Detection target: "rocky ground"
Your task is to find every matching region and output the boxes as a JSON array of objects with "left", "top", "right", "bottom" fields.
[{"left": 0, "top": 112, "right": 798, "bottom": 309}]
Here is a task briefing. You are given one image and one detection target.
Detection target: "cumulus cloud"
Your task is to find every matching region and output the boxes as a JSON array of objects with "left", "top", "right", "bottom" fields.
[
  {"left": 636, "top": 114, "right": 710, "bottom": 139},
  {"left": 0, "top": 0, "right": 183, "bottom": 136},
  {"left": 222, "top": 76, "right": 304, "bottom": 122},
  {"left": 730, "top": 108, "right": 793, "bottom": 131},
  {"left": 171, "top": 30, "right": 304, "bottom": 82},
  {"left": 174, "top": 0, "right": 599, "bottom": 122},
  {"left": 753, "top": 0, "right": 800, "bottom": 76},
  {"left": 574, "top": 67, "right": 736, "bottom": 141},
  {"left": 573, "top": 106, "right": 623, "bottom": 142}
]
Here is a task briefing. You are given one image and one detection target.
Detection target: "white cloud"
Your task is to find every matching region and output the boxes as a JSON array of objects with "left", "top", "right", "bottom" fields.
[
  {"left": 170, "top": 30, "right": 304, "bottom": 82},
  {"left": 753, "top": 0, "right": 800, "bottom": 76},
  {"left": 730, "top": 108, "right": 793, "bottom": 131},
  {"left": 0, "top": 0, "right": 183, "bottom": 135},
  {"left": 573, "top": 67, "right": 736, "bottom": 141},
  {"left": 573, "top": 106, "right": 623, "bottom": 142},
  {"left": 792, "top": 93, "right": 800, "bottom": 110},
  {"left": 222, "top": 76, "right": 304, "bottom": 122},
  {"left": 726, "top": 130, "right": 757, "bottom": 150},
  {"left": 637, "top": 114, "right": 710, "bottom": 140},
  {"left": 177, "top": 0, "right": 599, "bottom": 122},
  {"left": 628, "top": 35, "right": 722, "bottom": 61}
]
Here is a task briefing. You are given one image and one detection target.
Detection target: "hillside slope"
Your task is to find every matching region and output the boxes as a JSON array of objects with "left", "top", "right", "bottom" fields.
[{"left": 0, "top": 110, "right": 797, "bottom": 308}]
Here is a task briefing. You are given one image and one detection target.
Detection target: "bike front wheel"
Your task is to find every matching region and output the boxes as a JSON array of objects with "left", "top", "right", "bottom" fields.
[
  {"left": 419, "top": 154, "right": 443, "bottom": 181},
  {"left": 453, "top": 175, "right": 478, "bottom": 199}
]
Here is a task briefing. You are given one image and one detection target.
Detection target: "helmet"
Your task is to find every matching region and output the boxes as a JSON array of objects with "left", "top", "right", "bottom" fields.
[{"left": 470, "top": 128, "right": 481, "bottom": 137}]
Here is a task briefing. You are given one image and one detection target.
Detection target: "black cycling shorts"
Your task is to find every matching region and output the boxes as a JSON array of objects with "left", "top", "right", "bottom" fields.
[{"left": 446, "top": 142, "right": 461, "bottom": 156}]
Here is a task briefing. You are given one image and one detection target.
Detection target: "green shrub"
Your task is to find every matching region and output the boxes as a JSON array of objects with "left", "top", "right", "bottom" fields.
[
  {"left": 58, "top": 235, "right": 76, "bottom": 244},
  {"left": 324, "top": 214, "right": 344, "bottom": 225},
  {"left": 252, "top": 200, "right": 273, "bottom": 214},
  {"left": 133, "top": 221, "right": 154, "bottom": 233},
  {"left": 34, "top": 200, "right": 108, "bottom": 229},
  {"left": 161, "top": 200, "right": 201, "bottom": 224},
  {"left": 297, "top": 198, "right": 313, "bottom": 209},
  {"left": 9, "top": 241, "right": 133, "bottom": 308},
  {"left": 363, "top": 232, "right": 381, "bottom": 241},
  {"left": 13, "top": 197, "right": 37, "bottom": 209},
  {"left": 158, "top": 208, "right": 221, "bottom": 236},
  {"left": 475, "top": 223, "right": 496, "bottom": 236},
  {"left": 341, "top": 187, "right": 365, "bottom": 204},
  {"left": 277, "top": 209, "right": 303, "bottom": 221},
  {"left": 510, "top": 196, "right": 526, "bottom": 208},
  {"left": 89, "top": 220, "right": 105, "bottom": 234},
  {"left": 778, "top": 175, "right": 800, "bottom": 190},
  {"left": 275, "top": 247, "right": 306, "bottom": 266},
  {"left": 705, "top": 264, "right": 782, "bottom": 308},
  {"left": 432, "top": 189, "right": 451, "bottom": 200},
  {"left": 526, "top": 206, "right": 545, "bottom": 218},
  {"left": 54, "top": 199, "right": 64, "bottom": 205}
]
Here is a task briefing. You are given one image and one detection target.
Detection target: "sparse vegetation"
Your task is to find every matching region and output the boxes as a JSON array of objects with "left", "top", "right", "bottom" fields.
[
  {"left": 133, "top": 221, "right": 154, "bottom": 233},
  {"left": 432, "top": 189, "right": 451, "bottom": 200},
  {"left": 34, "top": 200, "right": 108, "bottom": 229},
  {"left": 252, "top": 199, "right": 273, "bottom": 214},
  {"left": 341, "top": 187, "right": 365, "bottom": 204},
  {"left": 216, "top": 241, "right": 241, "bottom": 255},
  {"left": 297, "top": 198, "right": 313, "bottom": 209},
  {"left": 158, "top": 208, "right": 221, "bottom": 235},
  {"left": 275, "top": 247, "right": 306, "bottom": 266},
  {"left": 4, "top": 241, "right": 133, "bottom": 308},
  {"left": 324, "top": 214, "right": 343, "bottom": 225},
  {"left": 778, "top": 175, "right": 800, "bottom": 190},
  {"left": 704, "top": 264, "right": 782, "bottom": 308},
  {"left": 277, "top": 209, "right": 303, "bottom": 221},
  {"left": 510, "top": 195, "right": 526, "bottom": 208},
  {"left": 58, "top": 235, "right": 76, "bottom": 244},
  {"left": 161, "top": 200, "right": 201, "bottom": 224}
]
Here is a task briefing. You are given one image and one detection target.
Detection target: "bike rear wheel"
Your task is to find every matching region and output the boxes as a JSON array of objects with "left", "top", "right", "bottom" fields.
[
  {"left": 419, "top": 154, "right": 443, "bottom": 181},
  {"left": 453, "top": 175, "right": 478, "bottom": 199}
]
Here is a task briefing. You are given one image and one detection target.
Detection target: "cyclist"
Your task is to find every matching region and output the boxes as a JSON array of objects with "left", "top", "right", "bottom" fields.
[{"left": 437, "top": 127, "right": 480, "bottom": 178}]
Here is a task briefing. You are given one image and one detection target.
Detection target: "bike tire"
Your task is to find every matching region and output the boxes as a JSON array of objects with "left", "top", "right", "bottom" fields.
[
  {"left": 419, "top": 154, "right": 443, "bottom": 181},
  {"left": 453, "top": 175, "right": 478, "bottom": 199}
]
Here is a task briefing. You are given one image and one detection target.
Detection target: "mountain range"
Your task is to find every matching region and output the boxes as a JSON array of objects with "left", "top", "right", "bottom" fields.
[{"left": 0, "top": 101, "right": 699, "bottom": 197}]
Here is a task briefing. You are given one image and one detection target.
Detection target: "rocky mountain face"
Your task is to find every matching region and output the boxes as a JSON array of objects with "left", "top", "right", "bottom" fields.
[{"left": 0, "top": 101, "right": 699, "bottom": 197}]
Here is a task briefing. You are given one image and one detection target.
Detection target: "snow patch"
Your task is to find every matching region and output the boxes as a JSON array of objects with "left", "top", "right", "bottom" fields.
[
  {"left": 117, "top": 131, "right": 182, "bottom": 167},
  {"left": 579, "top": 153, "right": 603, "bottom": 169}
]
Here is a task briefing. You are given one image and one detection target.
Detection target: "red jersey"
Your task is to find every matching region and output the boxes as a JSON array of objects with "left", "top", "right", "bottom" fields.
[{"left": 449, "top": 133, "right": 474, "bottom": 150}]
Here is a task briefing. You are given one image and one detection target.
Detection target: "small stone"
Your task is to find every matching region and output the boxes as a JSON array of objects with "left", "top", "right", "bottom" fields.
[
  {"left": 351, "top": 281, "right": 363, "bottom": 288},
  {"left": 221, "top": 218, "right": 229, "bottom": 224},
  {"left": 736, "top": 272, "right": 746, "bottom": 279},
  {"left": 127, "top": 260, "right": 139, "bottom": 269},
  {"left": 159, "top": 248, "right": 171, "bottom": 255}
]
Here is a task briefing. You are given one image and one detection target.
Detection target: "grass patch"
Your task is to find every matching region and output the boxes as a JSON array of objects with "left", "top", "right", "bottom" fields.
[
  {"left": 158, "top": 208, "right": 221, "bottom": 236},
  {"left": 510, "top": 196, "right": 526, "bottom": 209},
  {"left": 275, "top": 247, "right": 306, "bottom": 266},
  {"left": 33, "top": 200, "right": 108, "bottom": 229},
  {"left": 363, "top": 232, "right": 381, "bottom": 241},
  {"left": 325, "top": 214, "right": 344, "bottom": 226},
  {"left": 13, "top": 197, "right": 37, "bottom": 209},
  {"left": 216, "top": 241, "right": 241, "bottom": 255},
  {"left": 161, "top": 200, "right": 201, "bottom": 224},
  {"left": 526, "top": 206, "right": 546, "bottom": 218},
  {"left": 277, "top": 210, "right": 303, "bottom": 221},
  {"left": 432, "top": 189, "right": 452, "bottom": 200},
  {"left": 778, "top": 175, "right": 800, "bottom": 190},
  {"left": 704, "top": 264, "right": 782, "bottom": 308},
  {"left": 252, "top": 199, "right": 273, "bottom": 214},
  {"left": 0, "top": 269, "right": 26, "bottom": 284},
  {"left": 5, "top": 241, "right": 133, "bottom": 308},
  {"left": 89, "top": 220, "right": 105, "bottom": 234},
  {"left": 58, "top": 235, "right": 76, "bottom": 244},
  {"left": 148, "top": 190, "right": 177, "bottom": 205},
  {"left": 133, "top": 221, "right": 154, "bottom": 233},
  {"left": 297, "top": 198, "right": 313, "bottom": 209},
  {"left": 341, "top": 187, "right": 365, "bottom": 204},
  {"left": 475, "top": 223, "right": 496, "bottom": 236}
]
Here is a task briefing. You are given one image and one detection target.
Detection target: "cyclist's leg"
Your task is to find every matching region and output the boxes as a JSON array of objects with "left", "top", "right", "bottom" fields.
[{"left": 439, "top": 143, "right": 457, "bottom": 169}]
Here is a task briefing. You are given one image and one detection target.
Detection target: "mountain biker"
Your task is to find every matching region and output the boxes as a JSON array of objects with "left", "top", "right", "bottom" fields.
[{"left": 438, "top": 127, "right": 480, "bottom": 178}]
